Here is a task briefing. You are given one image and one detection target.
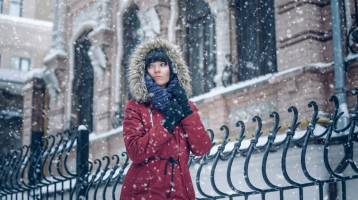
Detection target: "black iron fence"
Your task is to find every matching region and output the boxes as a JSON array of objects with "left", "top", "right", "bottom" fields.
[{"left": 1, "top": 89, "right": 358, "bottom": 200}]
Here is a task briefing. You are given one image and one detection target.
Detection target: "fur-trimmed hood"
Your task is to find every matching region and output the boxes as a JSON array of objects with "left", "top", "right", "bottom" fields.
[{"left": 128, "top": 38, "right": 192, "bottom": 102}]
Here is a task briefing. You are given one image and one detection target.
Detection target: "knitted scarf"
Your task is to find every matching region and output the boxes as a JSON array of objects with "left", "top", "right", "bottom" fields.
[{"left": 145, "top": 75, "right": 179, "bottom": 114}]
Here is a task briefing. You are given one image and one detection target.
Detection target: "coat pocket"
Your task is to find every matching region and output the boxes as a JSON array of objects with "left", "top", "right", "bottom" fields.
[{"left": 126, "top": 166, "right": 152, "bottom": 194}]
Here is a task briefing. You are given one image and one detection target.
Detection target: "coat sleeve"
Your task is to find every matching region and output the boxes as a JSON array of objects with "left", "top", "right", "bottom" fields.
[
  {"left": 123, "top": 99, "right": 172, "bottom": 164},
  {"left": 180, "top": 101, "right": 212, "bottom": 156}
]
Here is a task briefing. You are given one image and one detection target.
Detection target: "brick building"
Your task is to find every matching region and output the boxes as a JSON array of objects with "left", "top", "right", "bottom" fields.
[{"left": 20, "top": 0, "right": 358, "bottom": 160}]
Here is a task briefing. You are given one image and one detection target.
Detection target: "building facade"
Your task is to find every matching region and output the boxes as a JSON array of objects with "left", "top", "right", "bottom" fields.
[
  {"left": 22, "top": 0, "right": 358, "bottom": 159},
  {"left": 0, "top": 0, "right": 53, "bottom": 154}
]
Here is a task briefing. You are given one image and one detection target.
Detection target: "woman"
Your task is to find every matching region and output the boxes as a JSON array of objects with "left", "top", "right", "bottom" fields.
[{"left": 120, "top": 39, "right": 212, "bottom": 199}]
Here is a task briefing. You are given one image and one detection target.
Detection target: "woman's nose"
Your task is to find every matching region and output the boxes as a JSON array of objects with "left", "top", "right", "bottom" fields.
[{"left": 154, "top": 66, "right": 160, "bottom": 73}]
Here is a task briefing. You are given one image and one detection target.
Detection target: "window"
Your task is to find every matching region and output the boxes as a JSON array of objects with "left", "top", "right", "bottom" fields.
[
  {"left": 177, "top": 0, "right": 216, "bottom": 96},
  {"left": 233, "top": 0, "right": 277, "bottom": 81},
  {"left": 122, "top": 3, "right": 140, "bottom": 101},
  {"left": 9, "top": 0, "right": 23, "bottom": 17},
  {"left": 10, "top": 56, "right": 30, "bottom": 71}
]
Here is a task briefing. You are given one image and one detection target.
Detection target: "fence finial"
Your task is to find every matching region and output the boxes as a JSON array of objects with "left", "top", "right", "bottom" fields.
[{"left": 78, "top": 125, "right": 88, "bottom": 131}]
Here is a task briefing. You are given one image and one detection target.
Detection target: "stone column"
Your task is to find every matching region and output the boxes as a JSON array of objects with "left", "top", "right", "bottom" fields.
[
  {"left": 27, "top": 78, "right": 48, "bottom": 186},
  {"left": 31, "top": 78, "right": 46, "bottom": 135},
  {"left": 42, "top": 0, "right": 68, "bottom": 135},
  {"left": 22, "top": 76, "right": 46, "bottom": 147},
  {"left": 89, "top": 0, "right": 115, "bottom": 71},
  {"left": 207, "top": 0, "right": 230, "bottom": 88},
  {"left": 51, "top": 0, "right": 67, "bottom": 55},
  {"left": 88, "top": 0, "right": 115, "bottom": 132},
  {"left": 44, "top": 0, "right": 67, "bottom": 67},
  {"left": 168, "top": 0, "right": 178, "bottom": 42},
  {"left": 97, "top": 0, "right": 112, "bottom": 30},
  {"left": 44, "top": 0, "right": 67, "bottom": 81}
]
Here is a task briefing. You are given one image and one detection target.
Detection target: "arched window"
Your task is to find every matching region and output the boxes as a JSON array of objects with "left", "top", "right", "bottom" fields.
[
  {"left": 177, "top": 0, "right": 216, "bottom": 96},
  {"left": 122, "top": 3, "right": 140, "bottom": 101},
  {"left": 233, "top": 0, "right": 277, "bottom": 81},
  {"left": 112, "top": 3, "right": 140, "bottom": 129},
  {"left": 72, "top": 30, "right": 94, "bottom": 132}
]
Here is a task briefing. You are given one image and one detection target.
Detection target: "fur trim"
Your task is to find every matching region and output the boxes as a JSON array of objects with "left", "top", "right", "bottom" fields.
[{"left": 128, "top": 38, "right": 192, "bottom": 102}]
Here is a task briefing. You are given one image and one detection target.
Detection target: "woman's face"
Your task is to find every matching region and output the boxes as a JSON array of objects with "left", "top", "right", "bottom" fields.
[{"left": 147, "top": 61, "right": 170, "bottom": 88}]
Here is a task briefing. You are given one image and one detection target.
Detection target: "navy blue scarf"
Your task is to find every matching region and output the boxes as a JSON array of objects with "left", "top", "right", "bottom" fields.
[{"left": 145, "top": 75, "right": 179, "bottom": 114}]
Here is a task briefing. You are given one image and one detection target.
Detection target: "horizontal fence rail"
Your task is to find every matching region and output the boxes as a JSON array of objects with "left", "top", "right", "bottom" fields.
[{"left": 0, "top": 89, "right": 358, "bottom": 200}]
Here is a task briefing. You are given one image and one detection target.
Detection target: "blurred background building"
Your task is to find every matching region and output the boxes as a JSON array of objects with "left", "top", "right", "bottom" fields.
[
  {"left": 0, "top": 0, "right": 357, "bottom": 159},
  {"left": 0, "top": 0, "right": 53, "bottom": 154}
]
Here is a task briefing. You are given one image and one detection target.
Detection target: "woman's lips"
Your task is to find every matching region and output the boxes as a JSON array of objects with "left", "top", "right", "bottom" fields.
[{"left": 154, "top": 76, "right": 162, "bottom": 79}]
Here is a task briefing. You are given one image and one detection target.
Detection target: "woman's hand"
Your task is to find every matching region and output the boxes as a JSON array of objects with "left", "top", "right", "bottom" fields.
[
  {"left": 162, "top": 101, "right": 184, "bottom": 133},
  {"left": 172, "top": 85, "right": 193, "bottom": 118}
]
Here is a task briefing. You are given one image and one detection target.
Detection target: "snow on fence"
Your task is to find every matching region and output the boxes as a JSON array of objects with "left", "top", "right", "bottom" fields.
[{"left": 0, "top": 90, "right": 358, "bottom": 200}]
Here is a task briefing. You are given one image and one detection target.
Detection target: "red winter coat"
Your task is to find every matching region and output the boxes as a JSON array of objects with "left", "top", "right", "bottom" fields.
[{"left": 120, "top": 99, "right": 212, "bottom": 199}]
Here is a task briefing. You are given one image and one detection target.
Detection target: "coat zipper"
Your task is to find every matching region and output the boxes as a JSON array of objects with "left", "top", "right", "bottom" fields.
[
  {"left": 147, "top": 107, "right": 154, "bottom": 126},
  {"left": 147, "top": 107, "right": 190, "bottom": 198}
]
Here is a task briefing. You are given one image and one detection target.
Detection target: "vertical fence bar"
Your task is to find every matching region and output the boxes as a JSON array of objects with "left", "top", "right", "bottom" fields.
[
  {"left": 342, "top": 180, "right": 346, "bottom": 200},
  {"left": 76, "top": 125, "right": 89, "bottom": 199},
  {"left": 331, "top": 0, "right": 349, "bottom": 129}
]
